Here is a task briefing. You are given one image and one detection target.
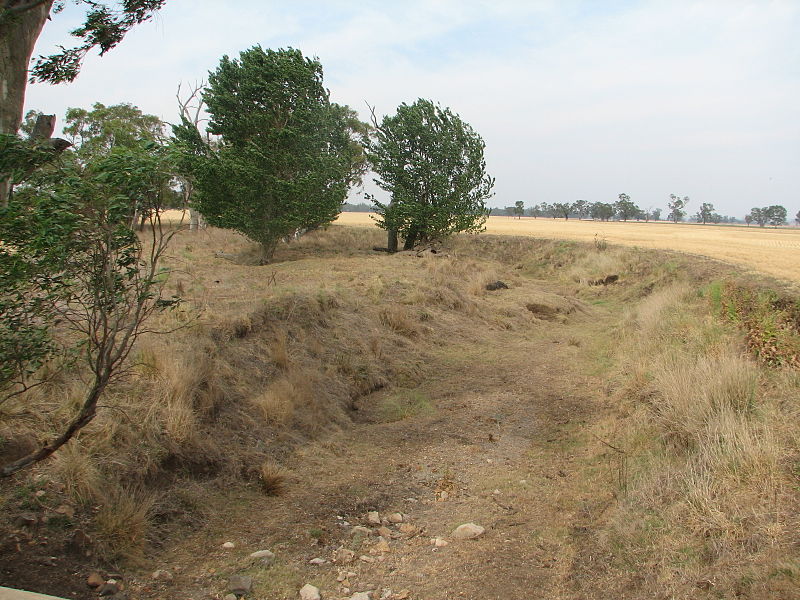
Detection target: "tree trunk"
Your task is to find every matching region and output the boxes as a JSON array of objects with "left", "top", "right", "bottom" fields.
[
  {"left": 387, "top": 227, "right": 398, "bottom": 253},
  {"left": 259, "top": 238, "right": 279, "bottom": 265},
  {"left": 0, "top": 0, "right": 54, "bottom": 207},
  {"left": 189, "top": 208, "right": 200, "bottom": 231},
  {"left": 28, "top": 112, "right": 55, "bottom": 139},
  {"left": 403, "top": 227, "right": 418, "bottom": 251}
]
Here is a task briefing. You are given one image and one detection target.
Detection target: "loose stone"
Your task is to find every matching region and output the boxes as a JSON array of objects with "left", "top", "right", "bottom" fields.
[
  {"left": 451, "top": 523, "right": 485, "bottom": 540},
  {"left": 228, "top": 575, "right": 253, "bottom": 595},
  {"left": 298, "top": 584, "right": 321, "bottom": 600}
]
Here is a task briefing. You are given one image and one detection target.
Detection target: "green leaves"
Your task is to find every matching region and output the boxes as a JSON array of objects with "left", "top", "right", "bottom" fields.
[
  {"left": 0, "top": 135, "right": 175, "bottom": 397},
  {"left": 29, "top": 1, "right": 166, "bottom": 84},
  {"left": 183, "top": 46, "right": 365, "bottom": 261},
  {"left": 368, "top": 99, "right": 494, "bottom": 249}
]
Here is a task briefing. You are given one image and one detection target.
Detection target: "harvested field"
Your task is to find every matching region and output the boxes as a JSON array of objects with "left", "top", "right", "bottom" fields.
[{"left": 336, "top": 212, "right": 800, "bottom": 283}]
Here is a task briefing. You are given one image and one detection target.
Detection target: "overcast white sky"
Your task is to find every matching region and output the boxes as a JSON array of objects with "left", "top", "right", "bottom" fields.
[{"left": 23, "top": 0, "right": 800, "bottom": 217}]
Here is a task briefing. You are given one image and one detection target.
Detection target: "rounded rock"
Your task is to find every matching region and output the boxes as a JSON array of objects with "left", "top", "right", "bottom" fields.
[
  {"left": 299, "top": 583, "right": 321, "bottom": 600},
  {"left": 451, "top": 523, "right": 485, "bottom": 540}
]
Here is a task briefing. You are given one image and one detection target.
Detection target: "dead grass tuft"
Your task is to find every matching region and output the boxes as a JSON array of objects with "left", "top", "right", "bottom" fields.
[
  {"left": 259, "top": 460, "right": 290, "bottom": 496},
  {"left": 252, "top": 375, "right": 297, "bottom": 426},
  {"left": 93, "top": 486, "right": 155, "bottom": 563},
  {"left": 270, "top": 328, "right": 291, "bottom": 370},
  {"left": 379, "top": 304, "right": 421, "bottom": 338},
  {"left": 49, "top": 441, "right": 101, "bottom": 506}
]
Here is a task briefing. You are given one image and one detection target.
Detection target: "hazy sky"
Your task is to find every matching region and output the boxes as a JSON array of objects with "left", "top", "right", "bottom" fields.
[{"left": 23, "top": 0, "right": 800, "bottom": 217}]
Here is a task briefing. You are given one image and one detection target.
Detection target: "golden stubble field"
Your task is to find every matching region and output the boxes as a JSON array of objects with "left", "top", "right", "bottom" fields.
[{"left": 336, "top": 212, "right": 800, "bottom": 283}]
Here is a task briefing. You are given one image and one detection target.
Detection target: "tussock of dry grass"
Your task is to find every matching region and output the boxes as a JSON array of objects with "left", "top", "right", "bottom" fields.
[
  {"left": 379, "top": 304, "right": 421, "bottom": 337},
  {"left": 93, "top": 486, "right": 155, "bottom": 563},
  {"left": 49, "top": 441, "right": 102, "bottom": 506},
  {"left": 252, "top": 376, "right": 297, "bottom": 425},
  {"left": 259, "top": 460, "right": 290, "bottom": 496}
]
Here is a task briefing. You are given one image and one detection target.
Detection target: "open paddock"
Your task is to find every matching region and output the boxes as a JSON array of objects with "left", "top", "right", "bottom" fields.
[{"left": 336, "top": 212, "right": 800, "bottom": 283}]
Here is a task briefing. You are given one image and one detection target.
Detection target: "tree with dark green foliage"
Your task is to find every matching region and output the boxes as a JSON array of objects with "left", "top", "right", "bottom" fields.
[
  {"left": 749, "top": 207, "right": 767, "bottom": 227},
  {"left": 367, "top": 98, "right": 494, "bottom": 251},
  {"left": 552, "top": 202, "right": 573, "bottom": 220},
  {"left": 573, "top": 199, "right": 590, "bottom": 220},
  {"left": 766, "top": 205, "right": 787, "bottom": 227},
  {"left": 514, "top": 200, "right": 524, "bottom": 219},
  {"left": 175, "top": 47, "right": 367, "bottom": 262},
  {"left": 614, "top": 193, "right": 638, "bottom": 221},
  {"left": 795, "top": 210, "right": 800, "bottom": 226},
  {"left": 591, "top": 202, "right": 614, "bottom": 221},
  {"left": 668, "top": 194, "right": 689, "bottom": 222},
  {"left": 695, "top": 202, "right": 715, "bottom": 224},
  {"left": 62, "top": 102, "right": 165, "bottom": 159},
  {"left": 748, "top": 205, "right": 786, "bottom": 227}
]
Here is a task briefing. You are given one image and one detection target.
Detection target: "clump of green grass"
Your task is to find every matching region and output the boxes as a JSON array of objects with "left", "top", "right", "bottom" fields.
[{"left": 378, "top": 389, "right": 433, "bottom": 422}]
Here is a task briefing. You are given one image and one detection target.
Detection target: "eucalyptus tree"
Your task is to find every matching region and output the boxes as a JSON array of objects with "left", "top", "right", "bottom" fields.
[
  {"left": 667, "top": 194, "right": 689, "bottom": 222},
  {"left": 767, "top": 205, "right": 787, "bottom": 227},
  {"left": 552, "top": 202, "right": 573, "bottom": 220},
  {"left": 63, "top": 102, "right": 165, "bottom": 159},
  {"left": 177, "top": 46, "right": 368, "bottom": 262},
  {"left": 0, "top": 0, "right": 165, "bottom": 205},
  {"left": 695, "top": 202, "right": 715, "bottom": 224},
  {"left": 614, "top": 193, "right": 638, "bottom": 221},
  {"left": 591, "top": 202, "right": 614, "bottom": 221},
  {"left": 0, "top": 135, "right": 177, "bottom": 477},
  {"left": 367, "top": 98, "right": 494, "bottom": 251},
  {"left": 749, "top": 207, "right": 767, "bottom": 227},
  {"left": 573, "top": 199, "right": 590, "bottom": 220}
]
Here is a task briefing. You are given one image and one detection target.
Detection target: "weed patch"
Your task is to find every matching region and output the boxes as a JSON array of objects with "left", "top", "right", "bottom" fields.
[{"left": 378, "top": 389, "right": 433, "bottom": 422}]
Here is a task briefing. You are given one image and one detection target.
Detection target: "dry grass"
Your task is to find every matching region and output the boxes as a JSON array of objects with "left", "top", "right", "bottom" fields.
[
  {"left": 3, "top": 220, "right": 797, "bottom": 597},
  {"left": 93, "top": 486, "right": 155, "bottom": 563},
  {"left": 336, "top": 212, "right": 800, "bottom": 283},
  {"left": 603, "top": 279, "right": 798, "bottom": 594},
  {"left": 258, "top": 460, "right": 290, "bottom": 496},
  {"left": 252, "top": 376, "right": 297, "bottom": 426},
  {"left": 379, "top": 304, "right": 421, "bottom": 337},
  {"left": 0, "top": 223, "right": 519, "bottom": 564},
  {"left": 48, "top": 441, "right": 102, "bottom": 506}
]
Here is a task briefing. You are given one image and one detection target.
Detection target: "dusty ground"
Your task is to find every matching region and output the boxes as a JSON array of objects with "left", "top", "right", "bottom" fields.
[
  {"left": 336, "top": 212, "right": 800, "bottom": 284},
  {"left": 121, "top": 262, "right": 621, "bottom": 600}
]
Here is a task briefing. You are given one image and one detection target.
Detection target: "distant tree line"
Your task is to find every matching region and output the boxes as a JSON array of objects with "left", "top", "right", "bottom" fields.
[
  {"left": 342, "top": 202, "right": 374, "bottom": 212},
  {"left": 490, "top": 194, "right": 794, "bottom": 226}
]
